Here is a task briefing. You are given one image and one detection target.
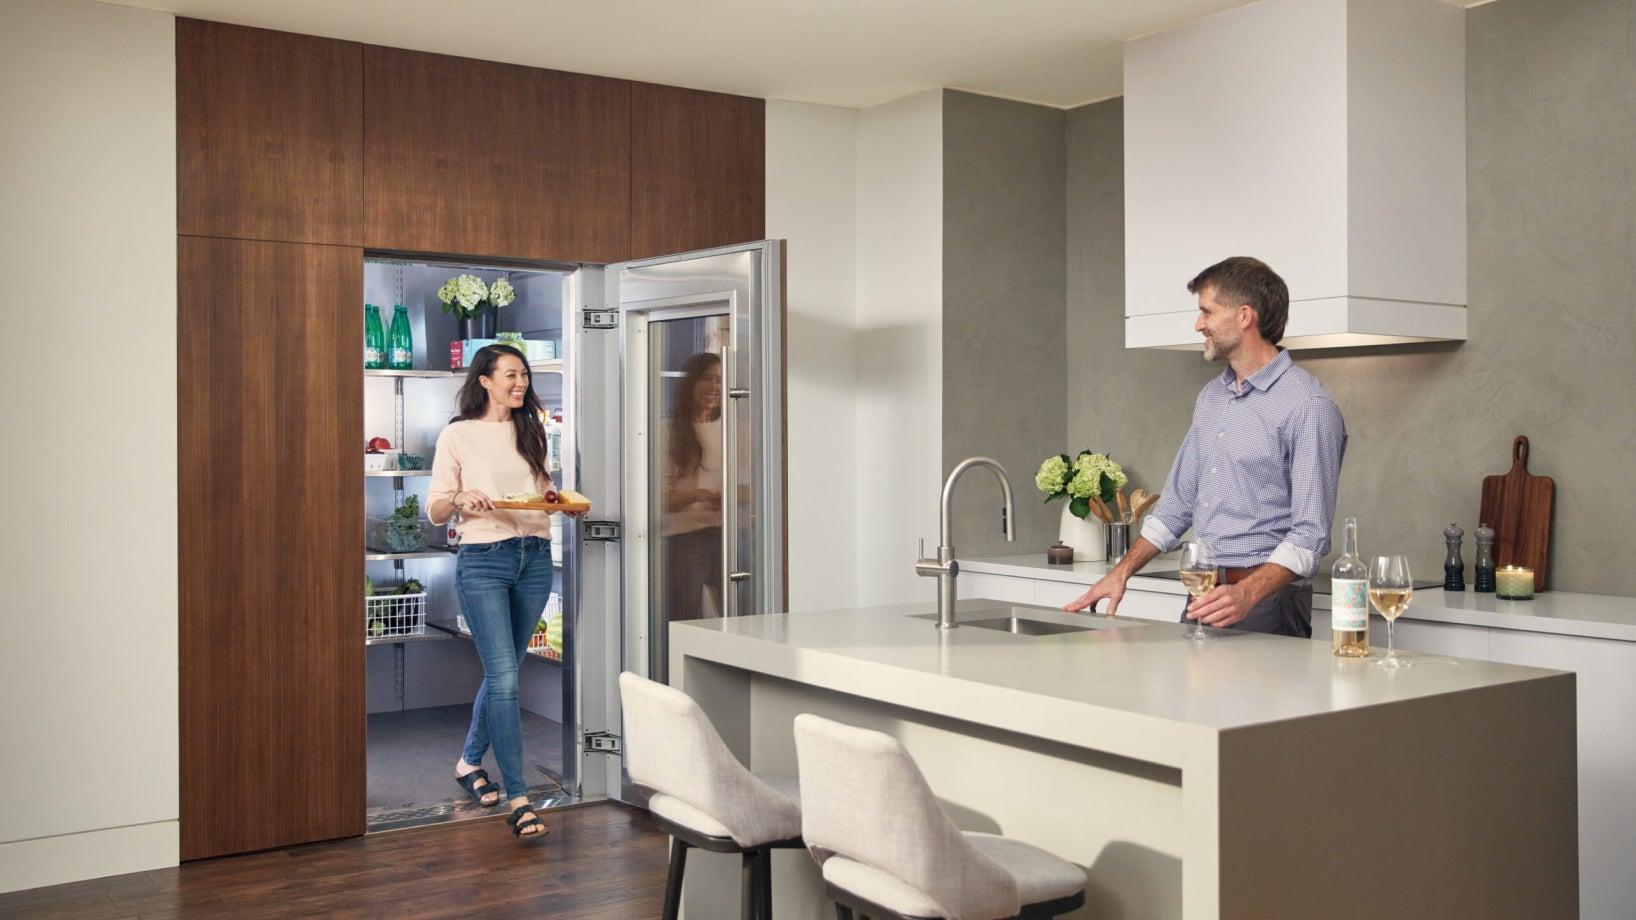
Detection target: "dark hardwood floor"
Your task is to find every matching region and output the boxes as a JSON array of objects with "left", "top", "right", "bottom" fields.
[{"left": 0, "top": 804, "right": 669, "bottom": 919}]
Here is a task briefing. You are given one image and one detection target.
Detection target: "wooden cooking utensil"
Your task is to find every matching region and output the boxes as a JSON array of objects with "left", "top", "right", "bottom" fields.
[
  {"left": 1090, "top": 496, "right": 1114, "bottom": 524},
  {"left": 1115, "top": 488, "right": 1130, "bottom": 523},
  {"left": 1478, "top": 435, "right": 1553, "bottom": 592},
  {"left": 1132, "top": 492, "right": 1160, "bottom": 521}
]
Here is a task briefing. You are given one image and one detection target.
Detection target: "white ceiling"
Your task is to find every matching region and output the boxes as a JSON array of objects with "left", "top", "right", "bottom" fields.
[{"left": 102, "top": 0, "right": 1487, "bottom": 109}]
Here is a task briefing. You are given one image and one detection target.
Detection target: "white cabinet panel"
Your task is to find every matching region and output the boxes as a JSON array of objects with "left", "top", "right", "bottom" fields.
[
  {"left": 1030, "top": 580, "right": 1182, "bottom": 623},
  {"left": 1029, "top": 579, "right": 1089, "bottom": 611},
  {"left": 1489, "top": 630, "right": 1636, "bottom": 920},
  {"left": 959, "top": 572, "right": 1035, "bottom": 605},
  {"left": 1372, "top": 617, "right": 1489, "bottom": 660}
]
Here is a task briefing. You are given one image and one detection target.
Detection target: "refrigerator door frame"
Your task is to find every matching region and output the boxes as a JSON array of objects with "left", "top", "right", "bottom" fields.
[{"left": 576, "top": 240, "right": 784, "bottom": 804}]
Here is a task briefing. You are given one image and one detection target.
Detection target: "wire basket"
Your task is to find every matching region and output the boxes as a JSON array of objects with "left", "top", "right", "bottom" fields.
[{"left": 366, "top": 591, "right": 427, "bottom": 640}]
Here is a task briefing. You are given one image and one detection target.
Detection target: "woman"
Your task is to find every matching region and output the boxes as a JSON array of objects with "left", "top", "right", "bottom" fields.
[
  {"left": 659, "top": 351, "right": 724, "bottom": 625},
  {"left": 427, "top": 344, "right": 562, "bottom": 842}
]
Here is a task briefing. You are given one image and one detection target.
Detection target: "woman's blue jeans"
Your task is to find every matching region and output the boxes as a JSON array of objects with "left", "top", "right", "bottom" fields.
[{"left": 455, "top": 536, "right": 554, "bottom": 800}]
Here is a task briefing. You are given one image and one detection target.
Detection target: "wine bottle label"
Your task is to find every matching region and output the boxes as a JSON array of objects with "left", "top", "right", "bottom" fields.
[
  {"left": 391, "top": 347, "right": 411, "bottom": 364},
  {"left": 365, "top": 346, "right": 383, "bottom": 363},
  {"left": 1332, "top": 578, "right": 1368, "bottom": 631}
]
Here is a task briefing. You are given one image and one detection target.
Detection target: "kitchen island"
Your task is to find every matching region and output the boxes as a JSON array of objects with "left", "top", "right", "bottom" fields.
[{"left": 668, "top": 600, "right": 1576, "bottom": 920}]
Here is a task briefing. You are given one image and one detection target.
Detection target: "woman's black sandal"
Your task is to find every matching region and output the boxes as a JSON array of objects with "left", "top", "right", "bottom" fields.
[
  {"left": 508, "top": 804, "right": 549, "bottom": 842},
  {"left": 455, "top": 769, "right": 501, "bottom": 807}
]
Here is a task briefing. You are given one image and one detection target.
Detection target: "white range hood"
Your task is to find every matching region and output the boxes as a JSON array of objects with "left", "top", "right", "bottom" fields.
[{"left": 1123, "top": 0, "right": 1466, "bottom": 350}]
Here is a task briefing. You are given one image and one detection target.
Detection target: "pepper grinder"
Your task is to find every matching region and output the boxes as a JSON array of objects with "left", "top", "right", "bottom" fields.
[
  {"left": 1474, "top": 522, "right": 1496, "bottom": 593},
  {"left": 1442, "top": 523, "right": 1466, "bottom": 591}
]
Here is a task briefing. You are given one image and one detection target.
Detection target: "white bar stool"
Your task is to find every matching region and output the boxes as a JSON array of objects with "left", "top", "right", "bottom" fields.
[
  {"left": 793, "top": 713, "right": 1088, "bottom": 920},
  {"left": 619, "top": 672, "right": 804, "bottom": 920}
]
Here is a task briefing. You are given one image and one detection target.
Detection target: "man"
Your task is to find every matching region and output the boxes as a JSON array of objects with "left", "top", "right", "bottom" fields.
[{"left": 1064, "top": 257, "right": 1346, "bottom": 637}]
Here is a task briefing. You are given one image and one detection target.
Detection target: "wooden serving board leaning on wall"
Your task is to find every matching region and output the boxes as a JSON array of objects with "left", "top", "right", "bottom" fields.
[{"left": 1479, "top": 435, "right": 1553, "bottom": 592}]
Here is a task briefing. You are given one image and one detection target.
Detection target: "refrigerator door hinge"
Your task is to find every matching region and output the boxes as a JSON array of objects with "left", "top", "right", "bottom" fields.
[
  {"left": 582, "top": 308, "right": 620, "bottom": 330},
  {"left": 583, "top": 521, "right": 621, "bottom": 542},
  {"left": 584, "top": 731, "right": 621, "bottom": 754}
]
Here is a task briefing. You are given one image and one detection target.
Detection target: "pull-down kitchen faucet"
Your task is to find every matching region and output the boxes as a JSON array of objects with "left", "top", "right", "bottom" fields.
[{"left": 915, "top": 457, "right": 1016, "bottom": 628}]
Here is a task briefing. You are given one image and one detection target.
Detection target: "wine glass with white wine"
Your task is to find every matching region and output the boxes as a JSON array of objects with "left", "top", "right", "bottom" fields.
[
  {"left": 1370, "top": 555, "right": 1414, "bottom": 669},
  {"left": 1179, "top": 541, "right": 1217, "bottom": 641}
]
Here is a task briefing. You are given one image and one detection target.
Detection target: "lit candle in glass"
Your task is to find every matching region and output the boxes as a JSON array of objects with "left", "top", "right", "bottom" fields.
[{"left": 1496, "top": 566, "right": 1535, "bottom": 600}]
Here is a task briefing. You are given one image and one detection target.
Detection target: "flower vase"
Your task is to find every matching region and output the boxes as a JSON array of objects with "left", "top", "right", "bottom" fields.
[
  {"left": 1058, "top": 504, "right": 1106, "bottom": 561},
  {"left": 461, "top": 309, "right": 497, "bottom": 340}
]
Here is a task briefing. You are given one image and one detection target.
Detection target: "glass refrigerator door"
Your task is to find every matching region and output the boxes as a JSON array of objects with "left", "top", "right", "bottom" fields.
[{"left": 570, "top": 241, "right": 784, "bottom": 804}]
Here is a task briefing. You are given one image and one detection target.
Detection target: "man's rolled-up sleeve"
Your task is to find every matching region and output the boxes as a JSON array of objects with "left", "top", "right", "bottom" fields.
[{"left": 1267, "top": 397, "right": 1347, "bottom": 578}]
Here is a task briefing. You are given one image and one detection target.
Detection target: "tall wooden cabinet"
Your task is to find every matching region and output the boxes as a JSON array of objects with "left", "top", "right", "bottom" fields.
[
  {"left": 178, "top": 17, "right": 765, "bottom": 860},
  {"left": 178, "top": 237, "right": 365, "bottom": 860}
]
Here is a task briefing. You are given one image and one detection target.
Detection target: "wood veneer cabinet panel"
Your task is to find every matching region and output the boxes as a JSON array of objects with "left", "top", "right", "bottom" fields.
[
  {"left": 177, "top": 19, "right": 363, "bottom": 245},
  {"left": 363, "top": 46, "right": 631, "bottom": 263},
  {"left": 630, "top": 83, "right": 764, "bottom": 259},
  {"left": 178, "top": 236, "right": 364, "bottom": 860}
]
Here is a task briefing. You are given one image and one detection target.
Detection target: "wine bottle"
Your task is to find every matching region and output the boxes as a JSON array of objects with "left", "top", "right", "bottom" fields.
[
  {"left": 364, "top": 304, "right": 385, "bottom": 369},
  {"left": 388, "top": 304, "right": 413, "bottom": 370},
  {"left": 1332, "top": 516, "right": 1369, "bottom": 657}
]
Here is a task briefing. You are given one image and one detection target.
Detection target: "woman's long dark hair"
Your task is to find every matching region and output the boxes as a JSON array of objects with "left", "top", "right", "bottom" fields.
[
  {"left": 667, "top": 351, "right": 722, "bottom": 477},
  {"left": 454, "top": 344, "right": 551, "bottom": 486}
]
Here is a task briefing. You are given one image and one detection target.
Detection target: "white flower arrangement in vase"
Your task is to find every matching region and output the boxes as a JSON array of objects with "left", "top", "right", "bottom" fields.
[
  {"left": 1036, "top": 450, "right": 1128, "bottom": 561},
  {"left": 437, "top": 274, "right": 518, "bottom": 338}
]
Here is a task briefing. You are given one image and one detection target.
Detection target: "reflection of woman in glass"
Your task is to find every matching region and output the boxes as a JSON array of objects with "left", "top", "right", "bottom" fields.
[{"left": 660, "top": 352, "right": 723, "bottom": 621}]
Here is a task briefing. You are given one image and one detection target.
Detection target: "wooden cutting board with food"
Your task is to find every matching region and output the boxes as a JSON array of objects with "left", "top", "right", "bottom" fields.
[{"left": 493, "top": 488, "right": 593, "bottom": 513}]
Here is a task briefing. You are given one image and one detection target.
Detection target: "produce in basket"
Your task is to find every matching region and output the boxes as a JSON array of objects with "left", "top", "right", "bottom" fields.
[
  {"left": 373, "top": 496, "right": 426, "bottom": 553},
  {"left": 365, "top": 577, "right": 376, "bottom": 598},
  {"left": 400, "top": 579, "right": 424, "bottom": 595}
]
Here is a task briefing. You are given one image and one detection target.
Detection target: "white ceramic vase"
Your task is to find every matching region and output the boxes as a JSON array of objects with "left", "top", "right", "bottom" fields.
[{"left": 1058, "top": 503, "right": 1106, "bottom": 561}]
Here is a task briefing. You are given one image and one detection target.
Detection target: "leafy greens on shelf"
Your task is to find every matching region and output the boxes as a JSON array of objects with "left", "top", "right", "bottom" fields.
[{"left": 373, "top": 495, "right": 427, "bottom": 553}]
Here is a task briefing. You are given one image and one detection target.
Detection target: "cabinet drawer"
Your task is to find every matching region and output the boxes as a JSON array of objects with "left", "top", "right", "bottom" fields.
[
  {"left": 960, "top": 572, "right": 1036, "bottom": 605},
  {"left": 1030, "top": 581, "right": 1182, "bottom": 622}
]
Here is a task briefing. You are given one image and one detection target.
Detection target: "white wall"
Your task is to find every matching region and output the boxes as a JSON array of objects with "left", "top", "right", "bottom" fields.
[
  {"left": 765, "top": 100, "right": 861, "bottom": 613},
  {"left": 0, "top": 0, "right": 179, "bottom": 892},
  {"left": 854, "top": 90, "right": 944, "bottom": 605}
]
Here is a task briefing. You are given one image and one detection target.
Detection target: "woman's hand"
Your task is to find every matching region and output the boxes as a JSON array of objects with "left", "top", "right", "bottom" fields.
[{"left": 454, "top": 490, "right": 494, "bottom": 514}]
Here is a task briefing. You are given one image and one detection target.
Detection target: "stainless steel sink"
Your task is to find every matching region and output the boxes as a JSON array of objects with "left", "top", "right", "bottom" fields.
[
  {"left": 910, "top": 605, "right": 1140, "bottom": 634},
  {"left": 963, "top": 616, "right": 1092, "bottom": 636}
]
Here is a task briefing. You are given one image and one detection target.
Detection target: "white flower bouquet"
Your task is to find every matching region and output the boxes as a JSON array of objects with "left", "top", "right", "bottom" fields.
[
  {"left": 1036, "top": 450, "right": 1128, "bottom": 521},
  {"left": 436, "top": 273, "right": 516, "bottom": 319}
]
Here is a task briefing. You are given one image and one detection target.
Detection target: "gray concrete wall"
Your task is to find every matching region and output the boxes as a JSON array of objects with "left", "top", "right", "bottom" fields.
[
  {"left": 942, "top": 90, "right": 1067, "bottom": 558},
  {"left": 1062, "top": 0, "right": 1636, "bottom": 593}
]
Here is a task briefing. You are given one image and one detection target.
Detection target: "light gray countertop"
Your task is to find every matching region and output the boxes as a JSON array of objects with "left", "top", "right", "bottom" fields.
[
  {"left": 671, "top": 600, "right": 1566, "bottom": 737},
  {"left": 962, "top": 553, "right": 1636, "bottom": 643}
]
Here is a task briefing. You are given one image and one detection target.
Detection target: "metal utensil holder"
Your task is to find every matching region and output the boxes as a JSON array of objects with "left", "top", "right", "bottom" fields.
[{"left": 1106, "top": 522, "right": 1130, "bottom": 565}]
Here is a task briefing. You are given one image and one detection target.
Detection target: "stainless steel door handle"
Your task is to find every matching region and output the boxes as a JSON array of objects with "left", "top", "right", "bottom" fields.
[{"left": 729, "top": 572, "right": 751, "bottom": 582}]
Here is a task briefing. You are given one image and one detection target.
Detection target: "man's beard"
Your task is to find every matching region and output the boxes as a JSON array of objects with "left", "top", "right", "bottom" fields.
[{"left": 1203, "top": 331, "right": 1235, "bottom": 363}]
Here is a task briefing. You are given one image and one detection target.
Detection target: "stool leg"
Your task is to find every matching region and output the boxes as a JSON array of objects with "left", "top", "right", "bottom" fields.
[
  {"left": 661, "top": 838, "right": 687, "bottom": 920},
  {"left": 757, "top": 849, "right": 774, "bottom": 919},
  {"left": 741, "top": 851, "right": 759, "bottom": 920}
]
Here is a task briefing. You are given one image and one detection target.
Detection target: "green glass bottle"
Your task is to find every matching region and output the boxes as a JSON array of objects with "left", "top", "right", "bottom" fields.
[
  {"left": 388, "top": 304, "right": 413, "bottom": 370},
  {"left": 363, "top": 304, "right": 385, "bottom": 369}
]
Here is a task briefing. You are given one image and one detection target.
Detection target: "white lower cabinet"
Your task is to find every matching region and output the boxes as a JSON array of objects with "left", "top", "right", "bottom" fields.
[
  {"left": 1489, "top": 629, "right": 1636, "bottom": 920},
  {"left": 1371, "top": 616, "right": 1489, "bottom": 659},
  {"left": 1000, "top": 577, "right": 1184, "bottom": 622},
  {"left": 959, "top": 572, "right": 1037, "bottom": 605}
]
